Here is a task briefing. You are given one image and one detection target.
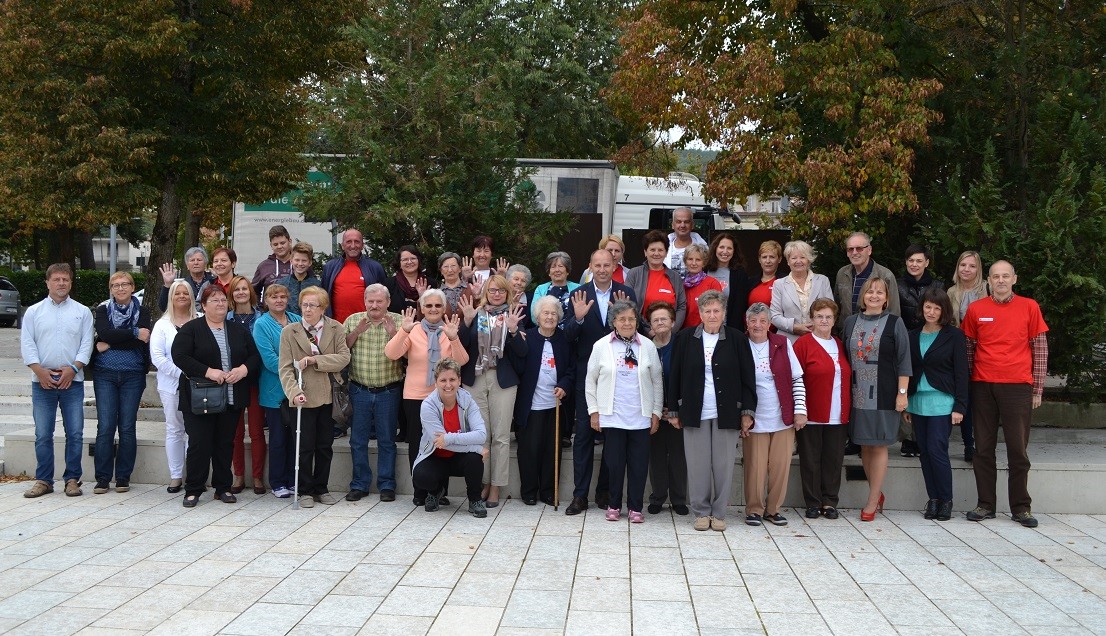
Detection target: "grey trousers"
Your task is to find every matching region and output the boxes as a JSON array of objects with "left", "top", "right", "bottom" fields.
[{"left": 682, "top": 418, "right": 740, "bottom": 519}]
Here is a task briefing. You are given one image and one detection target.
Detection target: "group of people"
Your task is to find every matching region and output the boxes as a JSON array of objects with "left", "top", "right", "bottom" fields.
[{"left": 20, "top": 210, "right": 1049, "bottom": 529}]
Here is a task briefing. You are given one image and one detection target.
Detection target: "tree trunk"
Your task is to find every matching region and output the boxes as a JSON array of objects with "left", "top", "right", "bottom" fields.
[
  {"left": 77, "top": 231, "right": 97, "bottom": 270},
  {"left": 147, "top": 172, "right": 184, "bottom": 317},
  {"left": 183, "top": 211, "right": 202, "bottom": 255}
]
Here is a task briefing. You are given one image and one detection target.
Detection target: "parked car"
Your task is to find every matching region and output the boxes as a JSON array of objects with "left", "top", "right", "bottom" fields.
[{"left": 0, "top": 277, "right": 20, "bottom": 327}]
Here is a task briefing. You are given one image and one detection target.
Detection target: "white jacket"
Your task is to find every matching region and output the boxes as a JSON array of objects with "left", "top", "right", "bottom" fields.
[
  {"left": 150, "top": 318, "right": 183, "bottom": 393},
  {"left": 585, "top": 334, "right": 663, "bottom": 421}
]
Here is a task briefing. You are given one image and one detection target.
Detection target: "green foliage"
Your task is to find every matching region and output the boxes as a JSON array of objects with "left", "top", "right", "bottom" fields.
[
  {"left": 7, "top": 270, "right": 147, "bottom": 308},
  {"left": 303, "top": 0, "right": 621, "bottom": 272}
]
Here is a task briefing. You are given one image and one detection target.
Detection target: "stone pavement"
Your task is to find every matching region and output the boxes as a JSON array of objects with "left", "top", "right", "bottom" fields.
[{"left": 1, "top": 482, "right": 1105, "bottom": 635}]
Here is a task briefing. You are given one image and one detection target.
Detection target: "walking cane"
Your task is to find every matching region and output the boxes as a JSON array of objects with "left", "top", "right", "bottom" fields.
[
  {"left": 292, "top": 360, "right": 304, "bottom": 510},
  {"left": 553, "top": 399, "right": 561, "bottom": 511}
]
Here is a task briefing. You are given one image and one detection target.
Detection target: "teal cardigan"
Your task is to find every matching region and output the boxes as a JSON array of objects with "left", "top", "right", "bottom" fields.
[{"left": 253, "top": 311, "right": 302, "bottom": 408}]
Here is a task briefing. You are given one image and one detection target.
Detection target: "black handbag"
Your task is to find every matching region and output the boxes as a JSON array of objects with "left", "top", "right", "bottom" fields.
[
  {"left": 330, "top": 373, "right": 352, "bottom": 426},
  {"left": 189, "top": 378, "right": 228, "bottom": 415}
]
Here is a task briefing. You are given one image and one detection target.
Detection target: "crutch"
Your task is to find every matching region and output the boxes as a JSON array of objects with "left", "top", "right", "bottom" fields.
[
  {"left": 553, "top": 399, "right": 561, "bottom": 511},
  {"left": 292, "top": 360, "right": 304, "bottom": 510}
]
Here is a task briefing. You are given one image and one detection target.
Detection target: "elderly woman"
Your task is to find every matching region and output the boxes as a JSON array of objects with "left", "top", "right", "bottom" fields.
[
  {"left": 747, "top": 240, "right": 783, "bottom": 309},
  {"left": 157, "top": 246, "right": 216, "bottom": 311},
  {"left": 946, "top": 250, "right": 985, "bottom": 462},
  {"left": 533, "top": 251, "right": 580, "bottom": 323},
  {"left": 586, "top": 299, "right": 663, "bottom": 523},
  {"left": 413, "top": 359, "right": 489, "bottom": 517},
  {"left": 905, "top": 288, "right": 969, "bottom": 521},
  {"left": 844, "top": 277, "right": 912, "bottom": 521},
  {"left": 437, "top": 251, "right": 473, "bottom": 315},
  {"left": 667, "top": 290, "right": 756, "bottom": 531},
  {"left": 387, "top": 245, "right": 432, "bottom": 316},
  {"left": 91, "top": 271, "right": 152, "bottom": 495},
  {"left": 793, "top": 299, "right": 851, "bottom": 519},
  {"left": 681, "top": 244, "right": 724, "bottom": 329},
  {"left": 457, "top": 276, "right": 527, "bottom": 507},
  {"left": 743, "top": 303, "right": 807, "bottom": 526},
  {"left": 626, "top": 230, "right": 687, "bottom": 334},
  {"left": 227, "top": 275, "right": 265, "bottom": 493},
  {"left": 646, "top": 301, "right": 688, "bottom": 515},
  {"left": 253, "top": 283, "right": 301, "bottom": 498},
  {"left": 151, "top": 279, "right": 196, "bottom": 493},
  {"left": 506, "top": 263, "right": 533, "bottom": 331},
  {"left": 513, "top": 295, "right": 575, "bottom": 505},
  {"left": 278, "top": 286, "right": 352, "bottom": 508},
  {"left": 581, "top": 234, "right": 629, "bottom": 284},
  {"left": 385, "top": 288, "right": 467, "bottom": 504},
  {"left": 172, "top": 285, "right": 260, "bottom": 507},
  {"left": 771, "top": 240, "right": 834, "bottom": 343}
]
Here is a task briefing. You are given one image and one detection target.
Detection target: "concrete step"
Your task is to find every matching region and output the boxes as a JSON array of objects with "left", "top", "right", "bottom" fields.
[{"left": 4, "top": 422, "right": 1105, "bottom": 513}]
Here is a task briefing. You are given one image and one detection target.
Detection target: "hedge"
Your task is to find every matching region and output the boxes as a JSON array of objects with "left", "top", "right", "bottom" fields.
[{"left": 4, "top": 270, "right": 148, "bottom": 309}]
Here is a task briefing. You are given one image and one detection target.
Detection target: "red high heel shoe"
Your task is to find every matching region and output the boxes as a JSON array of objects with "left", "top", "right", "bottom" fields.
[{"left": 860, "top": 492, "right": 885, "bottom": 522}]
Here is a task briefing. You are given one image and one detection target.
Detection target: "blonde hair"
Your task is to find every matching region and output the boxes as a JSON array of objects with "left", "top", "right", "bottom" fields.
[
  {"left": 947, "top": 251, "right": 987, "bottom": 327},
  {"left": 162, "top": 279, "right": 197, "bottom": 323}
]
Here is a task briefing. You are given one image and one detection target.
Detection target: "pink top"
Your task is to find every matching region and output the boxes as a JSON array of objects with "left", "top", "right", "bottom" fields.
[{"left": 384, "top": 325, "right": 470, "bottom": 400}]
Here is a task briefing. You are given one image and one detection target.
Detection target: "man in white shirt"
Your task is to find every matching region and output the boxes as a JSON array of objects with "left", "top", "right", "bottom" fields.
[
  {"left": 20, "top": 263, "right": 95, "bottom": 498},
  {"left": 666, "top": 207, "right": 708, "bottom": 279}
]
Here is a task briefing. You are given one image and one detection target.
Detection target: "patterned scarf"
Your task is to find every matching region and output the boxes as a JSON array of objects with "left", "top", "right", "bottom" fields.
[
  {"left": 683, "top": 271, "right": 707, "bottom": 289},
  {"left": 421, "top": 318, "right": 443, "bottom": 386},
  {"left": 474, "top": 304, "right": 509, "bottom": 375},
  {"left": 107, "top": 297, "right": 140, "bottom": 330}
]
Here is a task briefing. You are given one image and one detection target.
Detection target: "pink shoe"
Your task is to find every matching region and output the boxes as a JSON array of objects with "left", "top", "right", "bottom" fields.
[
  {"left": 629, "top": 510, "right": 644, "bottom": 524},
  {"left": 605, "top": 507, "right": 621, "bottom": 521}
]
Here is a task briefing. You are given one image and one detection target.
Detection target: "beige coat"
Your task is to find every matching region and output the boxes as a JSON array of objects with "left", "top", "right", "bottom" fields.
[{"left": 278, "top": 317, "right": 352, "bottom": 408}]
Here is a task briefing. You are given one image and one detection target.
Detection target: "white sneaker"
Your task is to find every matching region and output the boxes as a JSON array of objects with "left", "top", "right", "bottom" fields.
[{"left": 273, "top": 487, "right": 292, "bottom": 499}]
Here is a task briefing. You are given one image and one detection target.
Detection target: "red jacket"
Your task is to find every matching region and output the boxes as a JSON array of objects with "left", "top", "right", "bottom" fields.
[{"left": 793, "top": 333, "right": 851, "bottom": 424}]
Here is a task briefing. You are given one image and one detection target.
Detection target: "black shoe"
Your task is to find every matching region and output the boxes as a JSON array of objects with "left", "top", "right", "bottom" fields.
[
  {"left": 565, "top": 496, "right": 587, "bottom": 516},
  {"left": 379, "top": 489, "right": 396, "bottom": 502},
  {"left": 115, "top": 479, "right": 130, "bottom": 493},
  {"left": 821, "top": 506, "right": 840, "bottom": 520},
  {"left": 183, "top": 494, "right": 199, "bottom": 508},
  {"left": 424, "top": 491, "right": 440, "bottom": 512},
  {"left": 439, "top": 496, "right": 451, "bottom": 506},
  {"left": 966, "top": 506, "right": 996, "bottom": 522},
  {"left": 936, "top": 500, "right": 953, "bottom": 521},
  {"left": 93, "top": 480, "right": 110, "bottom": 495},
  {"left": 333, "top": 427, "right": 347, "bottom": 439},
  {"left": 672, "top": 504, "right": 689, "bottom": 516},
  {"left": 540, "top": 496, "right": 555, "bottom": 506},
  {"left": 844, "top": 442, "right": 861, "bottom": 456},
  {"left": 215, "top": 491, "right": 237, "bottom": 504},
  {"left": 745, "top": 513, "right": 763, "bottom": 526},
  {"left": 763, "top": 513, "right": 788, "bottom": 526},
  {"left": 647, "top": 503, "right": 663, "bottom": 514},
  {"left": 900, "top": 439, "right": 921, "bottom": 458},
  {"left": 523, "top": 498, "right": 537, "bottom": 506},
  {"left": 594, "top": 492, "right": 610, "bottom": 510},
  {"left": 1012, "top": 510, "right": 1038, "bottom": 528},
  {"left": 964, "top": 446, "right": 975, "bottom": 463},
  {"left": 345, "top": 489, "right": 368, "bottom": 502},
  {"left": 412, "top": 497, "right": 425, "bottom": 507},
  {"left": 805, "top": 506, "right": 821, "bottom": 519},
  {"left": 924, "top": 498, "right": 940, "bottom": 519}
]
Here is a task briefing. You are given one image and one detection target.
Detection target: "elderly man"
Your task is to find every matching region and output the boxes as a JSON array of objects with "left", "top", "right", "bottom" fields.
[
  {"left": 666, "top": 206, "right": 708, "bottom": 279},
  {"left": 21, "top": 263, "right": 95, "bottom": 498},
  {"left": 156, "top": 246, "right": 215, "bottom": 312},
  {"left": 342, "top": 285, "right": 404, "bottom": 502},
  {"left": 343, "top": 284, "right": 403, "bottom": 502},
  {"left": 321, "top": 228, "right": 387, "bottom": 324},
  {"left": 963, "top": 261, "right": 1048, "bottom": 528},
  {"left": 562, "top": 249, "right": 637, "bottom": 515}
]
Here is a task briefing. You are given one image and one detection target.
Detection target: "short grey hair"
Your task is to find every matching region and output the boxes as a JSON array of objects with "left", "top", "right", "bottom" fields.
[
  {"left": 783, "top": 240, "right": 816, "bottom": 263},
  {"left": 532, "top": 294, "right": 563, "bottom": 322},
  {"left": 434, "top": 358, "right": 463, "bottom": 379},
  {"left": 607, "top": 299, "right": 639, "bottom": 329},
  {"left": 184, "top": 246, "right": 208, "bottom": 263},
  {"left": 846, "top": 231, "right": 871, "bottom": 247},
  {"left": 438, "top": 251, "right": 461, "bottom": 269},
  {"left": 544, "top": 251, "right": 572, "bottom": 275},
  {"left": 697, "top": 289, "right": 725, "bottom": 310},
  {"left": 506, "top": 263, "right": 532, "bottom": 285},
  {"left": 364, "top": 283, "right": 390, "bottom": 300},
  {"left": 745, "top": 302, "right": 771, "bottom": 320},
  {"left": 683, "top": 244, "right": 709, "bottom": 263},
  {"left": 419, "top": 287, "right": 447, "bottom": 308}
]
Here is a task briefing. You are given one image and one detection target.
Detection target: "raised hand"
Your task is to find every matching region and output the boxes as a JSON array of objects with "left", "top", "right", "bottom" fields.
[
  {"left": 495, "top": 257, "right": 510, "bottom": 273},
  {"left": 457, "top": 294, "right": 477, "bottom": 325},
  {"left": 415, "top": 276, "right": 428, "bottom": 295},
  {"left": 461, "top": 256, "right": 474, "bottom": 281},
  {"left": 383, "top": 315, "right": 398, "bottom": 337},
  {"left": 612, "top": 290, "right": 630, "bottom": 304},
  {"left": 400, "top": 307, "right": 417, "bottom": 333},
  {"left": 442, "top": 313, "right": 461, "bottom": 340},
  {"left": 570, "top": 290, "right": 594, "bottom": 321},
  {"left": 159, "top": 262, "right": 176, "bottom": 286},
  {"left": 505, "top": 304, "right": 525, "bottom": 331}
]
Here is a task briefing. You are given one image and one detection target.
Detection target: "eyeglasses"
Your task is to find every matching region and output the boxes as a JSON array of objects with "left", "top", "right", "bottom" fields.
[
  {"left": 423, "top": 303, "right": 444, "bottom": 309},
  {"left": 301, "top": 303, "right": 322, "bottom": 310},
  {"left": 110, "top": 283, "right": 133, "bottom": 289},
  {"left": 846, "top": 245, "right": 870, "bottom": 253},
  {"left": 206, "top": 298, "right": 228, "bottom": 304},
  {"left": 487, "top": 288, "right": 507, "bottom": 294}
]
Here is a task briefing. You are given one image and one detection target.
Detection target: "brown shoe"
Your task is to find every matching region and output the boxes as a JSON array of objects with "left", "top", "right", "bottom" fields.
[
  {"left": 64, "top": 479, "right": 83, "bottom": 497},
  {"left": 710, "top": 517, "right": 727, "bottom": 532},
  {"left": 693, "top": 516, "right": 711, "bottom": 531},
  {"left": 24, "top": 480, "right": 53, "bottom": 498}
]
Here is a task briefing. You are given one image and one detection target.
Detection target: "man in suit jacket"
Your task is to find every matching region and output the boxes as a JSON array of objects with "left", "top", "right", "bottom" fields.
[{"left": 561, "top": 249, "right": 636, "bottom": 515}]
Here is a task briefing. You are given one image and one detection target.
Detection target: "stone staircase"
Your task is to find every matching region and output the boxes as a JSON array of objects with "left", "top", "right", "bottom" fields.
[{"left": 2, "top": 358, "right": 1105, "bottom": 513}]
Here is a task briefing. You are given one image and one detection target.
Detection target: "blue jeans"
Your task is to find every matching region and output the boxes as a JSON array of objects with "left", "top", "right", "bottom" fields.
[
  {"left": 32, "top": 382, "right": 85, "bottom": 482},
  {"left": 349, "top": 383, "right": 399, "bottom": 492},
  {"left": 93, "top": 370, "right": 147, "bottom": 482},
  {"left": 268, "top": 405, "right": 295, "bottom": 490},
  {"left": 913, "top": 413, "right": 953, "bottom": 501}
]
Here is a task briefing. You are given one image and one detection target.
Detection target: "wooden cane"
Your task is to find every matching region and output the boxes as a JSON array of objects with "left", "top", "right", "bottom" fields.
[{"left": 553, "top": 400, "right": 561, "bottom": 510}]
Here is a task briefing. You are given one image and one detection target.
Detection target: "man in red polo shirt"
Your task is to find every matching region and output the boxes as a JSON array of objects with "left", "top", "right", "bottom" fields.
[
  {"left": 962, "top": 260, "right": 1048, "bottom": 528},
  {"left": 321, "top": 229, "right": 387, "bottom": 324}
]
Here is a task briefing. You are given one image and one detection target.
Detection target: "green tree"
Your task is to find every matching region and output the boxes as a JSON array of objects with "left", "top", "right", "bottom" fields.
[
  {"left": 302, "top": 0, "right": 629, "bottom": 269},
  {"left": 0, "top": 0, "right": 356, "bottom": 306}
]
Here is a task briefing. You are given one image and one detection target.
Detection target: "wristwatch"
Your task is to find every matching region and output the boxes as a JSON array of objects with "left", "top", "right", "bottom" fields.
[{"left": 898, "top": 388, "right": 907, "bottom": 395}]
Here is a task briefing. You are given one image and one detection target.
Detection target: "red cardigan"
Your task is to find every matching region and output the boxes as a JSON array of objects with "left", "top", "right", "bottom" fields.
[{"left": 793, "top": 333, "right": 851, "bottom": 424}]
